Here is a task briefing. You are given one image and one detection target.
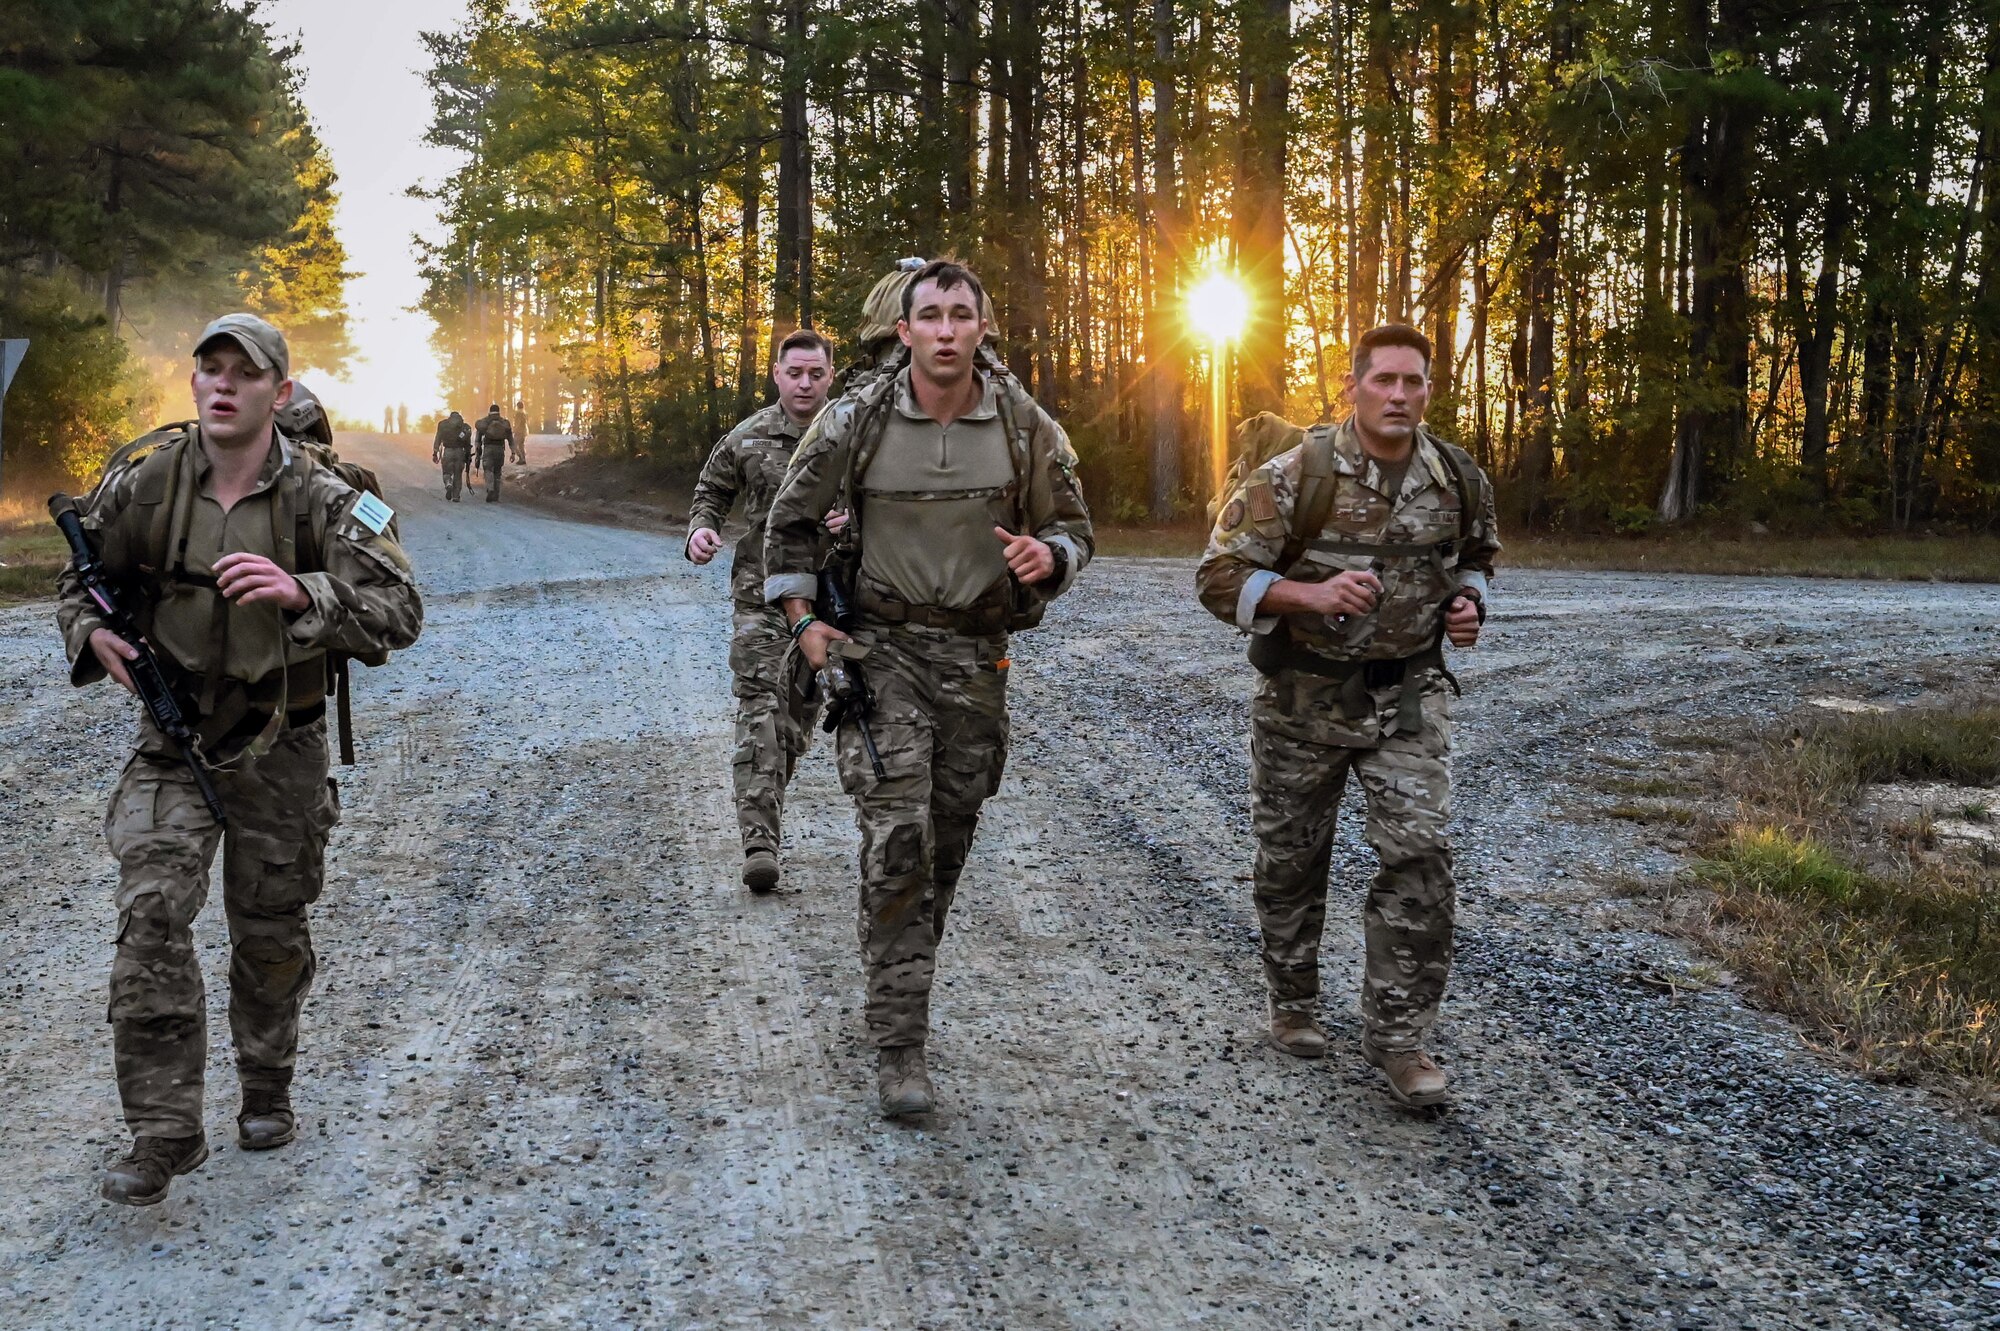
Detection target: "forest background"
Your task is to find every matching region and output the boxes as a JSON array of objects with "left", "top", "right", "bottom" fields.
[
  {"left": 6, "top": 0, "right": 2000, "bottom": 536},
  {"left": 0, "top": 1, "right": 355, "bottom": 492},
  {"left": 417, "top": 0, "right": 2000, "bottom": 532}
]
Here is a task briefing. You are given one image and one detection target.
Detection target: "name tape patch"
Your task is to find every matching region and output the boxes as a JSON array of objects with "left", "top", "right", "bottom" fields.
[{"left": 351, "top": 491, "right": 395, "bottom": 535}]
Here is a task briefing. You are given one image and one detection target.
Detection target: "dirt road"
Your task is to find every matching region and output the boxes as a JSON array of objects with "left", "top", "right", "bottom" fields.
[{"left": 2, "top": 432, "right": 1997, "bottom": 1330}]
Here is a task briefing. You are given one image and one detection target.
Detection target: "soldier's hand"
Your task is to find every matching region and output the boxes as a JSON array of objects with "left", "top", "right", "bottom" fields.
[
  {"left": 89, "top": 628, "right": 141, "bottom": 695},
  {"left": 797, "top": 619, "right": 849, "bottom": 672},
  {"left": 994, "top": 527, "right": 1056, "bottom": 584},
  {"left": 1444, "top": 592, "right": 1483, "bottom": 648},
  {"left": 214, "top": 552, "right": 310, "bottom": 612},
  {"left": 1293, "top": 568, "right": 1382, "bottom": 619},
  {"left": 824, "top": 508, "right": 851, "bottom": 535},
  {"left": 687, "top": 527, "right": 724, "bottom": 564}
]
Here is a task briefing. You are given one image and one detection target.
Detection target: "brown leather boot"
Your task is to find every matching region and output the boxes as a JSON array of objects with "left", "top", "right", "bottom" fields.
[
  {"left": 876, "top": 1046, "right": 935, "bottom": 1118},
  {"left": 1361, "top": 1041, "right": 1449, "bottom": 1108},
  {"left": 102, "top": 1134, "right": 209, "bottom": 1206},
  {"left": 1268, "top": 1007, "right": 1327, "bottom": 1059},
  {"left": 742, "top": 850, "right": 780, "bottom": 894},
  {"left": 239, "top": 1085, "right": 298, "bottom": 1150}
]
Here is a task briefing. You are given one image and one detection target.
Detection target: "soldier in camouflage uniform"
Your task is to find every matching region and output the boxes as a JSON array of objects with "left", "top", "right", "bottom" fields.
[
  {"left": 765, "top": 260, "right": 1093, "bottom": 1118},
  {"left": 56, "top": 313, "right": 424, "bottom": 1204},
  {"left": 475, "top": 404, "right": 513, "bottom": 501},
  {"left": 686, "top": 329, "right": 838, "bottom": 891},
  {"left": 434, "top": 411, "right": 472, "bottom": 501},
  {"left": 1195, "top": 324, "right": 1498, "bottom": 1109}
]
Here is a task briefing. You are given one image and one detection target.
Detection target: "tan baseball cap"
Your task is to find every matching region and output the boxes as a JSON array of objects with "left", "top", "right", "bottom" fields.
[{"left": 194, "top": 312, "right": 290, "bottom": 380}]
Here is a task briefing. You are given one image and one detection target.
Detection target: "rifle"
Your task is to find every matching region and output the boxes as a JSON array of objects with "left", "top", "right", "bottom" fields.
[
  {"left": 819, "top": 642, "right": 886, "bottom": 781},
  {"left": 49, "top": 494, "right": 227, "bottom": 826}
]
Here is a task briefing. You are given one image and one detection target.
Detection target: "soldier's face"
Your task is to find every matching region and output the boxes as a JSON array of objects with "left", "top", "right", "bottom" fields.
[
  {"left": 772, "top": 347, "right": 832, "bottom": 423},
  {"left": 1346, "top": 346, "right": 1430, "bottom": 449},
  {"left": 898, "top": 279, "right": 987, "bottom": 386},
  {"left": 192, "top": 345, "right": 292, "bottom": 449}
]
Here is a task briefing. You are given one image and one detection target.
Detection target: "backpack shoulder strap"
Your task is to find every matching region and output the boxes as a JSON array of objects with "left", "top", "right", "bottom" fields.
[
  {"left": 1426, "top": 432, "right": 1479, "bottom": 544},
  {"left": 841, "top": 371, "right": 903, "bottom": 507},
  {"left": 1279, "top": 426, "right": 1341, "bottom": 572}
]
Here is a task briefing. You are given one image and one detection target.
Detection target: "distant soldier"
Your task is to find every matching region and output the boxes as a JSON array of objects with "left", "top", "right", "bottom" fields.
[
  {"left": 764, "top": 260, "right": 1094, "bottom": 1118},
  {"left": 433, "top": 410, "right": 472, "bottom": 502},
  {"left": 396, "top": 404, "right": 410, "bottom": 436},
  {"left": 686, "top": 329, "right": 838, "bottom": 891},
  {"left": 383, "top": 406, "right": 394, "bottom": 434},
  {"left": 474, "top": 403, "right": 512, "bottom": 502},
  {"left": 511, "top": 400, "right": 529, "bottom": 464},
  {"left": 1195, "top": 324, "right": 1499, "bottom": 1109},
  {"left": 55, "top": 312, "right": 423, "bottom": 1205}
]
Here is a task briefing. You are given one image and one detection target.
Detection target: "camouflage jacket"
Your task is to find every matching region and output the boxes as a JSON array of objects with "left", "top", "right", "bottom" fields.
[
  {"left": 1196, "top": 419, "right": 1499, "bottom": 662},
  {"left": 57, "top": 426, "right": 424, "bottom": 734},
  {"left": 762, "top": 365, "right": 1094, "bottom": 614},
  {"left": 686, "top": 402, "right": 809, "bottom": 608}
]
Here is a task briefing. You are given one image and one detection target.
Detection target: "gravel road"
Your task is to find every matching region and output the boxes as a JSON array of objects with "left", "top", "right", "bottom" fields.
[{"left": 2, "top": 432, "right": 1998, "bottom": 1330}]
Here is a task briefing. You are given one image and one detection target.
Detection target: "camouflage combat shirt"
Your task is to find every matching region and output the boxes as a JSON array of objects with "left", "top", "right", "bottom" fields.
[
  {"left": 1196, "top": 418, "right": 1500, "bottom": 662},
  {"left": 687, "top": 403, "right": 810, "bottom": 609}
]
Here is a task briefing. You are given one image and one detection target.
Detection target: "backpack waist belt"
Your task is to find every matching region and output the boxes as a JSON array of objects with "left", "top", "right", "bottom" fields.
[
  {"left": 857, "top": 583, "right": 1010, "bottom": 637},
  {"left": 1263, "top": 640, "right": 1458, "bottom": 734}
]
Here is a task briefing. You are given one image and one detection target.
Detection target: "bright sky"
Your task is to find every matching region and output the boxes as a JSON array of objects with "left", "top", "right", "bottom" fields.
[{"left": 263, "top": 0, "right": 466, "bottom": 422}]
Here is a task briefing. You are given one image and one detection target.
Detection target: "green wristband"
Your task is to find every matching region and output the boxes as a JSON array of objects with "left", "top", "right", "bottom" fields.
[{"left": 789, "top": 613, "right": 818, "bottom": 640}]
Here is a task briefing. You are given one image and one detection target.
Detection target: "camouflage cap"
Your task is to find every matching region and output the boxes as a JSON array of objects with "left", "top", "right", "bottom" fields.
[
  {"left": 194, "top": 312, "right": 290, "bottom": 380},
  {"left": 856, "top": 268, "right": 917, "bottom": 351}
]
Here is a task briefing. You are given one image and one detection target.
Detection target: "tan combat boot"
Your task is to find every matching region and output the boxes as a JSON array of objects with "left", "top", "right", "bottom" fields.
[
  {"left": 1361, "top": 1041, "right": 1449, "bottom": 1108},
  {"left": 102, "top": 1134, "right": 209, "bottom": 1207},
  {"left": 1268, "top": 1006, "right": 1327, "bottom": 1059},
  {"left": 239, "top": 1085, "right": 298, "bottom": 1150},
  {"left": 877, "top": 1046, "right": 935, "bottom": 1118},
  {"left": 742, "top": 850, "right": 780, "bottom": 894}
]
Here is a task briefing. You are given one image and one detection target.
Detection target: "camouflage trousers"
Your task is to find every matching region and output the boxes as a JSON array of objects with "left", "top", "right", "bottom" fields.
[
  {"left": 832, "top": 622, "right": 1010, "bottom": 1049},
  {"left": 482, "top": 450, "right": 505, "bottom": 500},
  {"left": 104, "top": 718, "right": 340, "bottom": 1137},
  {"left": 1249, "top": 669, "right": 1455, "bottom": 1051},
  {"left": 730, "top": 604, "right": 821, "bottom": 855},
  {"left": 440, "top": 449, "right": 467, "bottom": 500}
]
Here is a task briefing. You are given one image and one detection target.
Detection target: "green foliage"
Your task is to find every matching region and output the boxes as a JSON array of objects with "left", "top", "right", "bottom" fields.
[
  {"left": 410, "top": 0, "right": 2000, "bottom": 532},
  {"left": 0, "top": 0, "right": 352, "bottom": 489},
  {"left": 0, "top": 275, "right": 151, "bottom": 486}
]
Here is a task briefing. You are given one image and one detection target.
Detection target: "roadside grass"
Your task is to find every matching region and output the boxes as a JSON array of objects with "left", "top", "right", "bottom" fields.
[
  {"left": 1683, "top": 697, "right": 2000, "bottom": 1113},
  {"left": 0, "top": 497, "right": 65, "bottom": 606},
  {"left": 1508, "top": 533, "right": 2000, "bottom": 583},
  {"left": 1092, "top": 523, "right": 2000, "bottom": 583}
]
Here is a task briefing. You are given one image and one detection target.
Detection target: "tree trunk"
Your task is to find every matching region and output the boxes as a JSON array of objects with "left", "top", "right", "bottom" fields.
[
  {"left": 1659, "top": 0, "right": 1762, "bottom": 522},
  {"left": 1148, "top": 0, "right": 1183, "bottom": 516},
  {"left": 736, "top": 4, "right": 769, "bottom": 414},
  {"left": 1234, "top": 0, "right": 1291, "bottom": 416},
  {"left": 774, "top": 0, "right": 811, "bottom": 337}
]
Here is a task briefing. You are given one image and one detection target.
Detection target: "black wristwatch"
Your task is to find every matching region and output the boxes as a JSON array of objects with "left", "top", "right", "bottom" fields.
[{"left": 1042, "top": 540, "right": 1069, "bottom": 587}]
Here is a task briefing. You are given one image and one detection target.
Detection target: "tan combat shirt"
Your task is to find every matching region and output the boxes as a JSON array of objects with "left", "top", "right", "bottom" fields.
[
  {"left": 1196, "top": 419, "right": 1500, "bottom": 662},
  {"left": 762, "top": 366, "right": 1095, "bottom": 614},
  {"left": 686, "top": 403, "right": 809, "bottom": 610},
  {"left": 853, "top": 373, "right": 1016, "bottom": 610},
  {"left": 58, "top": 427, "right": 423, "bottom": 715}
]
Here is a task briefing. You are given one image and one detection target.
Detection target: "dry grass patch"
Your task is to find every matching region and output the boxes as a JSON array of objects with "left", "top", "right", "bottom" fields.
[
  {"left": 0, "top": 501, "right": 65, "bottom": 606},
  {"left": 1685, "top": 698, "right": 2000, "bottom": 1114},
  {"left": 1509, "top": 533, "right": 2000, "bottom": 583}
]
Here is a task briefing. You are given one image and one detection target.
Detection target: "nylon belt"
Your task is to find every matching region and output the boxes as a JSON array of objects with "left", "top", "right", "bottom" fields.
[
  {"left": 1268, "top": 642, "right": 1458, "bottom": 734},
  {"left": 857, "top": 583, "right": 1009, "bottom": 636}
]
